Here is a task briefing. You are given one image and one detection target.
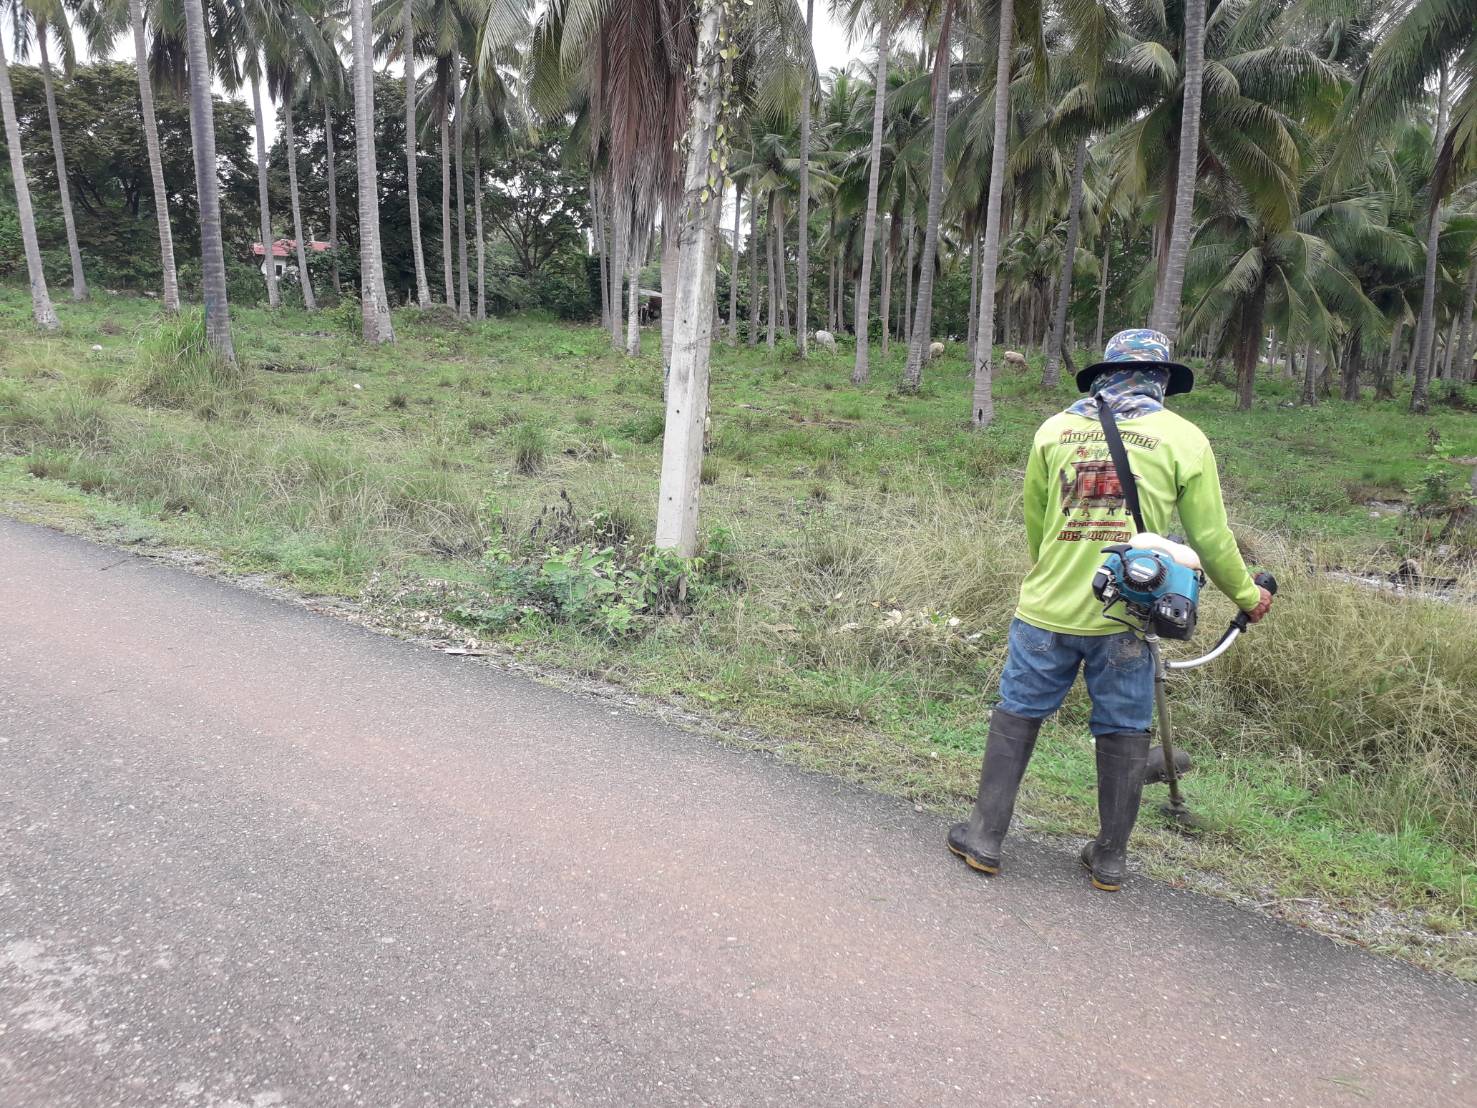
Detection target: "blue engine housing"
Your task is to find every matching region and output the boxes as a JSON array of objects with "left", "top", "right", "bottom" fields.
[{"left": 1091, "top": 544, "right": 1204, "bottom": 640}]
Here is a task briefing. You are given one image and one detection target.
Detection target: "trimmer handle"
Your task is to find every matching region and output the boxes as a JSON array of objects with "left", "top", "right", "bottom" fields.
[{"left": 1230, "top": 571, "right": 1279, "bottom": 632}]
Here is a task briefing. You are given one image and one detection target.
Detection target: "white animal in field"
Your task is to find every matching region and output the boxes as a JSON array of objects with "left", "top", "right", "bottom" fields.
[
  {"left": 814, "top": 330, "right": 838, "bottom": 352},
  {"left": 929, "top": 341, "right": 945, "bottom": 361},
  {"left": 1003, "top": 350, "right": 1028, "bottom": 368}
]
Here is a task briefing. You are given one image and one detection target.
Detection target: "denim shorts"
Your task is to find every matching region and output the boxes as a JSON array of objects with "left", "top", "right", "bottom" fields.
[{"left": 997, "top": 618, "right": 1154, "bottom": 736}]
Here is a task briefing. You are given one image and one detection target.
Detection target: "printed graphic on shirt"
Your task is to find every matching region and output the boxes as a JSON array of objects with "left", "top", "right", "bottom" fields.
[{"left": 1052, "top": 426, "right": 1160, "bottom": 544}]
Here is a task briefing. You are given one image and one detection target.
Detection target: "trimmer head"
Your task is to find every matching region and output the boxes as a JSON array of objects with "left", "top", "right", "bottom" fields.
[{"left": 1158, "top": 798, "right": 1207, "bottom": 834}]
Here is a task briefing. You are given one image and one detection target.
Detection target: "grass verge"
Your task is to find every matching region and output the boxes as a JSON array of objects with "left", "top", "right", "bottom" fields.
[{"left": 2, "top": 287, "right": 1474, "bottom": 978}]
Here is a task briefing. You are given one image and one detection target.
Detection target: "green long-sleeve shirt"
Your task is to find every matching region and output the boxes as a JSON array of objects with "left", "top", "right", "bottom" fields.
[{"left": 1016, "top": 408, "right": 1261, "bottom": 636}]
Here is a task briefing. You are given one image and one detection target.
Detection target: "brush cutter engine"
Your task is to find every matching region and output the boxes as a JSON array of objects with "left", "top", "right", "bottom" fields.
[{"left": 1091, "top": 542, "right": 1205, "bottom": 640}]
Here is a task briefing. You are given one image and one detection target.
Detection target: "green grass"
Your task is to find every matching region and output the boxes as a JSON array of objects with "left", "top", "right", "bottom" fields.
[{"left": 2, "top": 287, "right": 1475, "bottom": 978}]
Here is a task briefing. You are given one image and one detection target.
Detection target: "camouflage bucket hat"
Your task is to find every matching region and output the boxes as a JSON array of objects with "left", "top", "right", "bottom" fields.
[{"left": 1075, "top": 328, "right": 1194, "bottom": 396}]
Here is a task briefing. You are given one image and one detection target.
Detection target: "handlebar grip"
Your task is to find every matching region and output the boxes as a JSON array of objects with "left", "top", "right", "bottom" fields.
[{"left": 1253, "top": 570, "right": 1278, "bottom": 596}]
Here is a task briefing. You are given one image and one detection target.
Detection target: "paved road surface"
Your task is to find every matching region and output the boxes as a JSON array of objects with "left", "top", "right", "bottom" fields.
[{"left": 1, "top": 519, "right": 1473, "bottom": 1107}]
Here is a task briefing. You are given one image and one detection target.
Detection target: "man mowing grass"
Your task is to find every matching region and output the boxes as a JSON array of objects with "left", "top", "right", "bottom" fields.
[{"left": 948, "top": 329, "right": 1274, "bottom": 891}]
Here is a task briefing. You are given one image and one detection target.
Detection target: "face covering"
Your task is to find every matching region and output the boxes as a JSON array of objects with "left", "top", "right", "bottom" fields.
[{"left": 1067, "top": 366, "right": 1170, "bottom": 421}]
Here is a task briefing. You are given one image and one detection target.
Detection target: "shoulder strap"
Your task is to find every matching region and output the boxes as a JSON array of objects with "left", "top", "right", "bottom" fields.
[{"left": 1098, "top": 406, "right": 1147, "bottom": 534}]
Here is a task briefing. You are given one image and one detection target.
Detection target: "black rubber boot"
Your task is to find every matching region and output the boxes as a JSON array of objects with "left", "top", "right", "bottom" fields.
[
  {"left": 947, "top": 710, "right": 1042, "bottom": 874},
  {"left": 1144, "top": 745, "right": 1191, "bottom": 784},
  {"left": 1081, "top": 730, "right": 1151, "bottom": 891}
]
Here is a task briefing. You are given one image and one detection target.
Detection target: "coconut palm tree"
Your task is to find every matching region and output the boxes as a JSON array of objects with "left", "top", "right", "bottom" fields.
[
  {"left": 1146, "top": 0, "right": 1207, "bottom": 340},
  {"left": 400, "top": 0, "right": 432, "bottom": 307},
  {"left": 655, "top": 0, "right": 731, "bottom": 554},
  {"left": 296, "top": 33, "right": 347, "bottom": 297},
  {"left": 1183, "top": 175, "right": 1390, "bottom": 409},
  {"left": 1329, "top": 0, "right": 1477, "bottom": 404},
  {"left": 21, "top": 0, "right": 88, "bottom": 300},
  {"left": 126, "top": 0, "right": 180, "bottom": 311},
  {"left": 0, "top": 5, "right": 59, "bottom": 329},
  {"left": 900, "top": 0, "right": 956, "bottom": 391},
  {"left": 852, "top": 7, "right": 892, "bottom": 384},
  {"left": 267, "top": 5, "right": 337, "bottom": 311},
  {"left": 795, "top": 0, "right": 813, "bottom": 357},
  {"left": 452, "top": 52, "right": 471, "bottom": 319},
  {"left": 970, "top": 0, "right": 1018, "bottom": 427},
  {"left": 350, "top": 0, "right": 394, "bottom": 341},
  {"left": 180, "top": 0, "right": 234, "bottom": 357}
]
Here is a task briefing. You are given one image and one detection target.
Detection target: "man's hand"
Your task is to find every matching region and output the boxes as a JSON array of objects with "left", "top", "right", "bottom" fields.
[{"left": 1245, "top": 586, "right": 1273, "bottom": 624}]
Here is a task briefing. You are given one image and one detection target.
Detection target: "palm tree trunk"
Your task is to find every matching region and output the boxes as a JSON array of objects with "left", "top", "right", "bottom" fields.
[
  {"left": 1455, "top": 255, "right": 1477, "bottom": 383},
  {"left": 610, "top": 200, "right": 628, "bottom": 349},
  {"left": 1094, "top": 221, "right": 1110, "bottom": 352},
  {"left": 180, "top": 0, "right": 231, "bottom": 355},
  {"left": 0, "top": 33, "right": 59, "bottom": 330},
  {"left": 851, "top": 13, "right": 890, "bottom": 385},
  {"left": 625, "top": 220, "right": 643, "bottom": 356},
  {"left": 474, "top": 133, "right": 486, "bottom": 320},
  {"left": 1234, "top": 282, "right": 1270, "bottom": 413},
  {"left": 776, "top": 201, "right": 790, "bottom": 335},
  {"left": 350, "top": 0, "right": 394, "bottom": 343},
  {"left": 841, "top": 236, "right": 852, "bottom": 333},
  {"left": 35, "top": 33, "right": 86, "bottom": 301},
  {"left": 729, "top": 182, "right": 741, "bottom": 341},
  {"left": 970, "top": 0, "right": 1014, "bottom": 428},
  {"left": 661, "top": 206, "right": 678, "bottom": 366},
  {"left": 902, "top": 0, "right": 955, "bottom": 390},
  {"left": 453, "top": 64, "right": 470, "bottom": 321},
  {"left": 879, "top": 219, "right": 892, "bottom": 358},
  {"left": 1376, "top": 319, "right": 1400, "bottom": 401},
  {"left": 827, "top": 246, "right": 836, "bottom": 332},
  {"left": 654, "top": 0, "right": 729, "bottom": 556},
  {"left": 283, "top": 97, "right": 317, "bottom": 310},
  {"left": 441, "top": 109, "right": 455, "bottom": 307},
  {"left": 903, "top": 213, "right": 914, "bottom": 348},
  {"left": 748, "top": 196, "right": 760, "bottom": 347},
  {"left": 324, "top": 98, "right": 340, "bottom": 295},
  {"left": 766, "top": 193, "right": 777, "bottom": 349},
  {"left": 128, "top": 0, "right": 179, "bottom": 312},
  {"left": 1411, "top": 60, "right": 1450, "bottom": 413},
  {"left": 829, "top": 205, "right": 839, "bottom": 330},
  {"left": 403, "top": 0, "right": 431, "bottom": 308},
  {"left": 796, "top": 0, "right": 813, "bottom": 356},
  {"left": 1341, "top": 340, "right": 1364, "bottom": 402},
  {"left": 966, "top": 233, "right": 979, "bottom": 364},
  {"left": 250, "top": 75, "right": 280, "bottom": 308},
  {"left": 1300, "top": 339, "right": 1317, "bottom": 406},
  {"left": 594, "top": 185, "right": 611, "bottom": 332},
  {"left": 1147, "top": 0, "right": 1207, "bottom": 343},
  {"left": 1044, "top": 135, "right": 1087, "bottom": 387}
]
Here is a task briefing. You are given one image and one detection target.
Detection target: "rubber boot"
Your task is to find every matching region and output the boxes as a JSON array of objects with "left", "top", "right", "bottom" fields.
[
  {"left": 1081, "top": 730, "right": 1151, "bottom": 891},
  {"left": 947, "top": 709, "right": 1042, "bottom": 874},
  {"left": 1144, "top": 745, "right": 1191, "bottom": 784}
]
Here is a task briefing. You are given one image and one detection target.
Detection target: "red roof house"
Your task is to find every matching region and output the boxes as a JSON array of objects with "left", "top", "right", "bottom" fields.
[{"left": 252, "top": 238, "right": 333, "bottom": 278}]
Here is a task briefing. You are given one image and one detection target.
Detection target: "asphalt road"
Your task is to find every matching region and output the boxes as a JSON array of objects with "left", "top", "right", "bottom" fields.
[{"left": 1, "top": 518, "right": 1473, "bottom": 1107}]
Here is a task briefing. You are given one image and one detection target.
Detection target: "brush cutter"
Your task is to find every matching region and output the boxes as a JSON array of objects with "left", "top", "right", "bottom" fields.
[
  {"left": 1089, "top": 404, "right": 1278, "bottom": 830},
  {"left": 1143, "top": 570, "right": 1278, "bottom": 830}
]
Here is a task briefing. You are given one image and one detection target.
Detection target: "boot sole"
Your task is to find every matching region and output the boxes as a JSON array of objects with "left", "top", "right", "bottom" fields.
[
  {"left": 1080, "top": 851, "right": 1122, "bottom": 891},
  {"left": 947, "top": 841, "right": 1001, "bottom": 875}
]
